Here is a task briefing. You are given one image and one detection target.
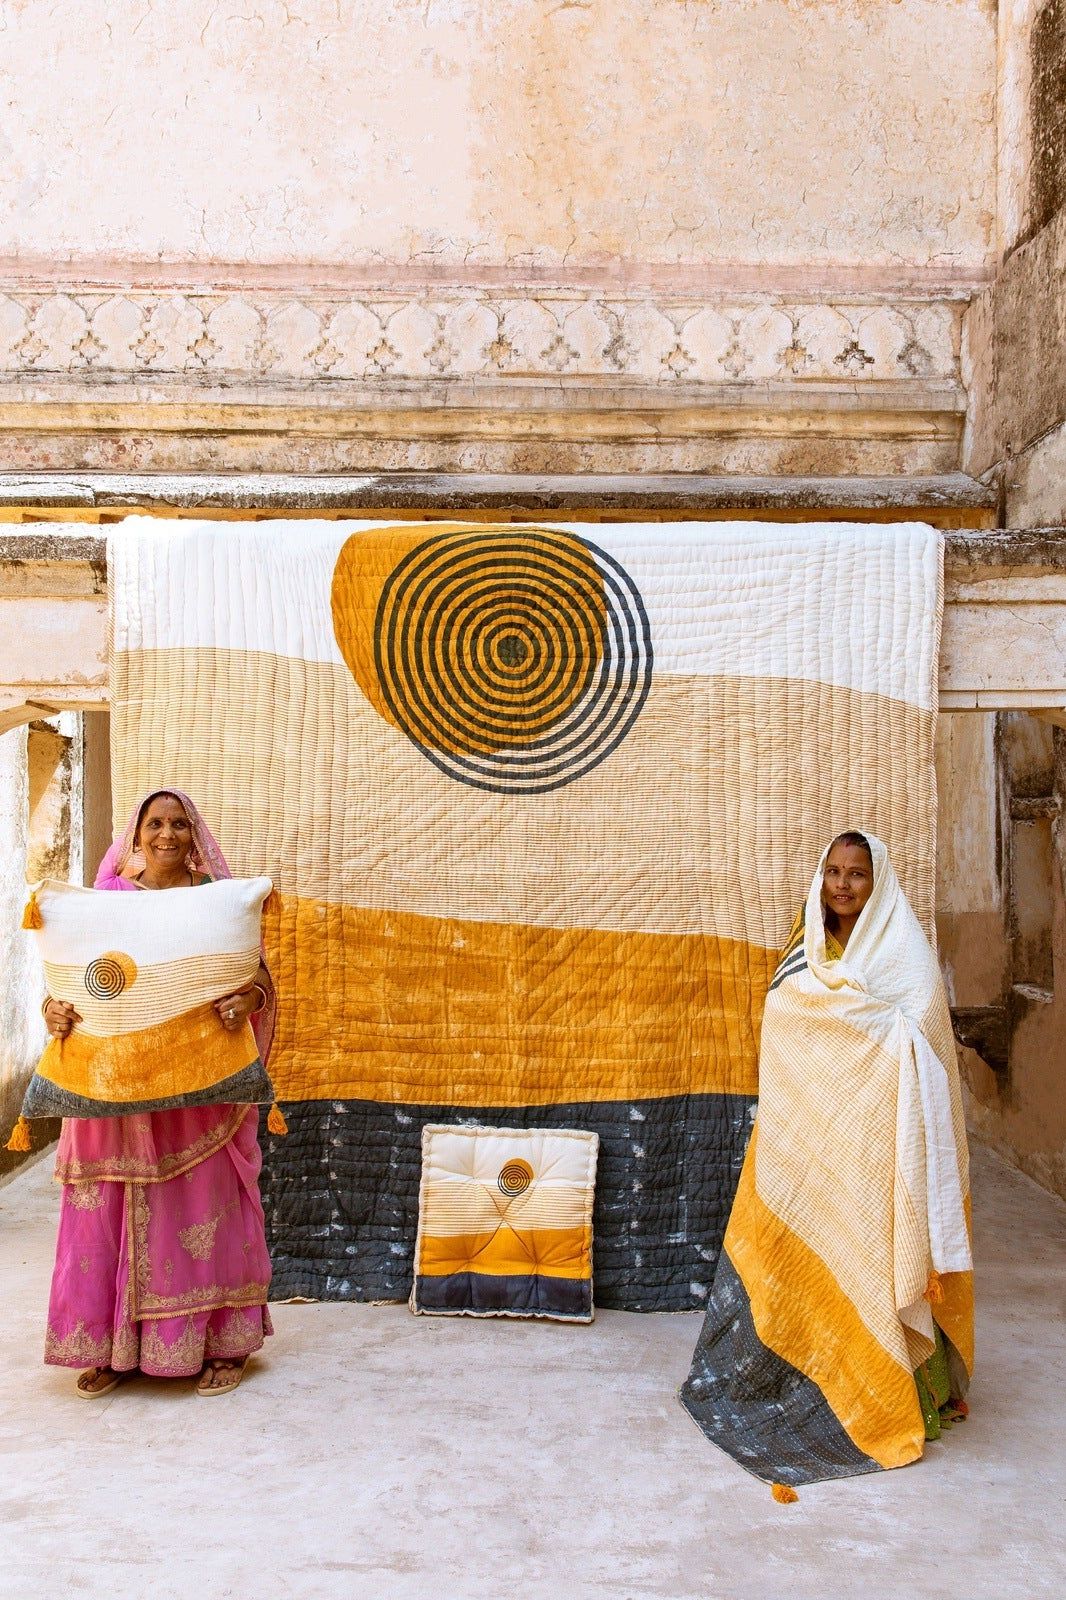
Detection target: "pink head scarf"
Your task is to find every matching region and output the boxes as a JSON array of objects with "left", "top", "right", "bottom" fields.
[
  {"left": 95, "top": 785, "right": 232, "bottom": 887},
  {"left": 95, "top": 787, "right": 275, "bottom": 1067}
]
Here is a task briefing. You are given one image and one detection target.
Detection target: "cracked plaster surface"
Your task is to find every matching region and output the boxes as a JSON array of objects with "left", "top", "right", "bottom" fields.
[{"left": 0, "top": 0, "right": 996, "bottom": 272}]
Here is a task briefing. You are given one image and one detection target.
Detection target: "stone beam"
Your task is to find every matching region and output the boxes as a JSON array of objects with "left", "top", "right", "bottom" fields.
[
  {"left": 1, "top": 515, "right": 1064, "bottom": 721},
  {"left": 0, "top": 469, "right": 996, "bottom": 527},
  {"left": 940, "top": 531, "right": 1066, "bottom": 713},
  {"left": 0, "top": 533, "right": 108, "bottom": 735},
  {"left": 0, "top": 283, "right": 973, "bottom": 478}
]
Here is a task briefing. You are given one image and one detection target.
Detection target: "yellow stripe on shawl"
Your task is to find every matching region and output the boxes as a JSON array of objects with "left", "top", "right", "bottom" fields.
[
  {"left": 727, "top": 1127, "right": 926, "bottom": 1471},
  {"left": 263, "top": 892, "right": 772, "bottom": 1105},
  {"left": 933, "top": 1195, "right": 975, "bottom": 1376},
  {"left": 38, "top": 1007, "right": 259, "bottom": 1105}
]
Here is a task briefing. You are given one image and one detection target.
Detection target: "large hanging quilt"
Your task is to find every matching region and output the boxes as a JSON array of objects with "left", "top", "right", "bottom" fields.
[{"left": 108, "top": 518, "right": 942, "bottom": 1309}]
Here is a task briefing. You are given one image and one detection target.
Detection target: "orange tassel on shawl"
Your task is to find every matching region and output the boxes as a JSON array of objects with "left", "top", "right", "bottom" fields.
[
  {"left": 22, "top": 892, "right": 42, "bottom": 929},
  {"left": 267, "top": 1102, "right": 289, "bottom": 1136},
  {"left": 924, "top": 1270, "right": 945, "bottom": 1305},
  {"left": 5, "top": 1116, "right": 32, "bottom": 1152},
  {"left": 771, "top": 1483, "right": 799, "bottom": 1504}
]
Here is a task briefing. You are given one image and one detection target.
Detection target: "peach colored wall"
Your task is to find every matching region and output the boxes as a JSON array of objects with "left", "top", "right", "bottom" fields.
[
  {"left": 962, "top": 717, "right": 1066, "bottom": 1200},
  {"left": 0, "top": 1, "right": 996, "bottom": 277},
  {"left": 997, "top": 0, "right": 1043, "bottom": 254}
]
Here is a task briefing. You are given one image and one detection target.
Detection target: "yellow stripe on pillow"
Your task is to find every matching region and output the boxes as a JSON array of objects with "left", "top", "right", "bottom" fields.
[{"left": 38, "top": 1008, "right": 260, "bottom": 1105}]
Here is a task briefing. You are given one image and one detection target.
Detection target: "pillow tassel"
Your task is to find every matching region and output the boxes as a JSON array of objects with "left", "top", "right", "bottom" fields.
[
  {"left": 5, "top": 1116, "right": 32, "bottom": 1153},
  {"left": 267, "top": 1102, "right": 289, "bottom": 1136},
  {"left": 22, "top": 892, "right": 42, "bottom": 930},
  {"left": 771, "top": 1482, "right": 798, "bottom": 1504}
]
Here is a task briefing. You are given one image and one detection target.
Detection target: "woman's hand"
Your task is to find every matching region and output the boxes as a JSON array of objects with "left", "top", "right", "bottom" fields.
[
  {"left": 43, "top": 998, "right": 81, "bottom": 1039},
  {"left": 215, "top": 989, "right": 256, "bottom": 1032}
]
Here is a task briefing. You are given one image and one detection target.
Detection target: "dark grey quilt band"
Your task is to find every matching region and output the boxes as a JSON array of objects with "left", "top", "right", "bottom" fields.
[
  {"left": 260, "top": 1092, "right": 755, "bottom": 1311},
  {"left": 680, "top": 1250, "right": 881, "bottom": 1485}
]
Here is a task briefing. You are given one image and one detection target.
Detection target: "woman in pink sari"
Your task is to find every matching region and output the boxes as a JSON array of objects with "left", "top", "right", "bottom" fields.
[{"left": 42, "top": 788, "right": 276, "bottom": 1398}]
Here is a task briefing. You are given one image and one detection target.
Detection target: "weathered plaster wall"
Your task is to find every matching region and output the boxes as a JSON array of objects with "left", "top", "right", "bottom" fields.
[
  {"left": 936, "top": 708, "right": 1066, "bottom": 1201},
  {"left": 4, "top": 0, "right": 1063, "bottom": 1200},
  {"left": 0, "top": 2, "right": 996, "bottom": 474},
  {"left": 1005, "top": 420, "right": 1066, "bottom": 526},
  {"left": 26, "top": 723, "right": 72, "bottom": 882},
  {"left": 936, "top": 712, "right": 1007, "bottom": 1010},
  {"left": 964, "top": 0, "right": 1066, "bottom": 522},
  {"left": 997, "top": 0, "right": 1044, "bottom": 255},
  {"left": 949, "top": 1, "right": 1066, "bottom": 1197},
  {"left": 964, "top": 205, "right": 1066, "bottom": 505},
  {"left": 0, "top": 1, "right": 996, "bottom": 275},
  {"left": 961, "top": 720, "right": 1066, "bottom": 1198}
]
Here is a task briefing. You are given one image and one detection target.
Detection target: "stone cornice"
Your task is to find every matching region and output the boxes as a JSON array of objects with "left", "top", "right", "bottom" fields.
[
  {"left": 0, "top": 258, "right": 990, "bottom": 295},
  {"left": 0, "top": 470, "right": 996, "bottom": 522},
  {"left": 0, "top": 285, "right": 962, "bottom": 390}
]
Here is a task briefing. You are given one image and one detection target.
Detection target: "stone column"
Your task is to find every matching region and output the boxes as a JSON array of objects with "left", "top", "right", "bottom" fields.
[
  {"left": 81, "top": 711, "right": 112, "bottom": 885},
  {"left": 0, "top": 727, "right": 49, "bottom": 1178}
]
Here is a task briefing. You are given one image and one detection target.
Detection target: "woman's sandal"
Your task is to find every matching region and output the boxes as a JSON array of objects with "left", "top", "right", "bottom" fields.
[
  {"left": 75, "top": 1366, "right": 128, "bottom": 1399},
  {"left": 196, "top": 1358, "right": 246, "bottom": 1397}
]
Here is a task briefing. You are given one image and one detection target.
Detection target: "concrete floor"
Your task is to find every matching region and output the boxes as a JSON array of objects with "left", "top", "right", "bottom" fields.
[{"left": 0, "top": 1146, "right": 1063, "bottom": 1600}]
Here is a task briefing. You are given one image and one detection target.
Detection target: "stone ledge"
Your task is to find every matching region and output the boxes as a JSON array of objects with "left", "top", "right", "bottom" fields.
[
  {"left": 3, "top": 510, "right": 1065, "bottom": 722},
  {"left": 0, "top": 377, "right": 967, "bottom": 412},
  {"left": 0, "top": 470, "right": 996, "bottom": 523},
  {"left": 0, "top": 393, "right": 966, "bottom": 477},
  {"left": 943, "top": 528, "right": 1066, "bottom": 579},
  {"left": 16, "top": 531, "right": 1051, "bottom": 573}
]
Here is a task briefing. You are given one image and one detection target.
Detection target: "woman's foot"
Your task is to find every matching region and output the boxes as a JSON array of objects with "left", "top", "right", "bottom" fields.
[
  {"left": 196, "top": 1358, "right": 246, "bottom": 1397},
  {"left": 75, "top": 1366, "right": 125, "bottom": 1398}
]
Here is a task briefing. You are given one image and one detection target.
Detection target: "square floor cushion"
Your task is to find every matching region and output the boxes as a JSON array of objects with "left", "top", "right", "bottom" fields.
[{"left": 411, "top": 1124, "right": 599, "bottom": 1322}]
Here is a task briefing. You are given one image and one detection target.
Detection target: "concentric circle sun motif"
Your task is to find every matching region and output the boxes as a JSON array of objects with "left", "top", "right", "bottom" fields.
[
  {"left": 332, "top": 525, "right": 653, "bottom": 794},
  {"left": 84, "top": 951, "right": 137, "bottom": 1000},
  {"left": 498, "top": 1159, "right": 534, "bottom": 1197}
]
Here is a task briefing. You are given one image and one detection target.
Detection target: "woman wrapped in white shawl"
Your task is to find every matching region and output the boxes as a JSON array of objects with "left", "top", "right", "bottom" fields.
[{"left": 681, "top": 832, "right": 973, "bottom": 1490}]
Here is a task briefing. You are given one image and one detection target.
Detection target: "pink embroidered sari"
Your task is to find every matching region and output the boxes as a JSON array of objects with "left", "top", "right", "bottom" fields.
[{"left": 45, "top": 789, "right": 275, "bottom": 1377}]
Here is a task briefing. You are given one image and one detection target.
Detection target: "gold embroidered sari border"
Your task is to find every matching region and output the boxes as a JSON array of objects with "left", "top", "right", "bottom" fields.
[
  {"left": 44, "top": 1320, "right": 112, "bottom": 1368},
  {"left": 126, "top": 1180, "right": 268, "bottom": 1321},
  {"left": 54, "top": 1105, "right": 249, "bottom": 1185},
  {"left": 134, "top": 1289, "right": 270, "bottom": 1323}
]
